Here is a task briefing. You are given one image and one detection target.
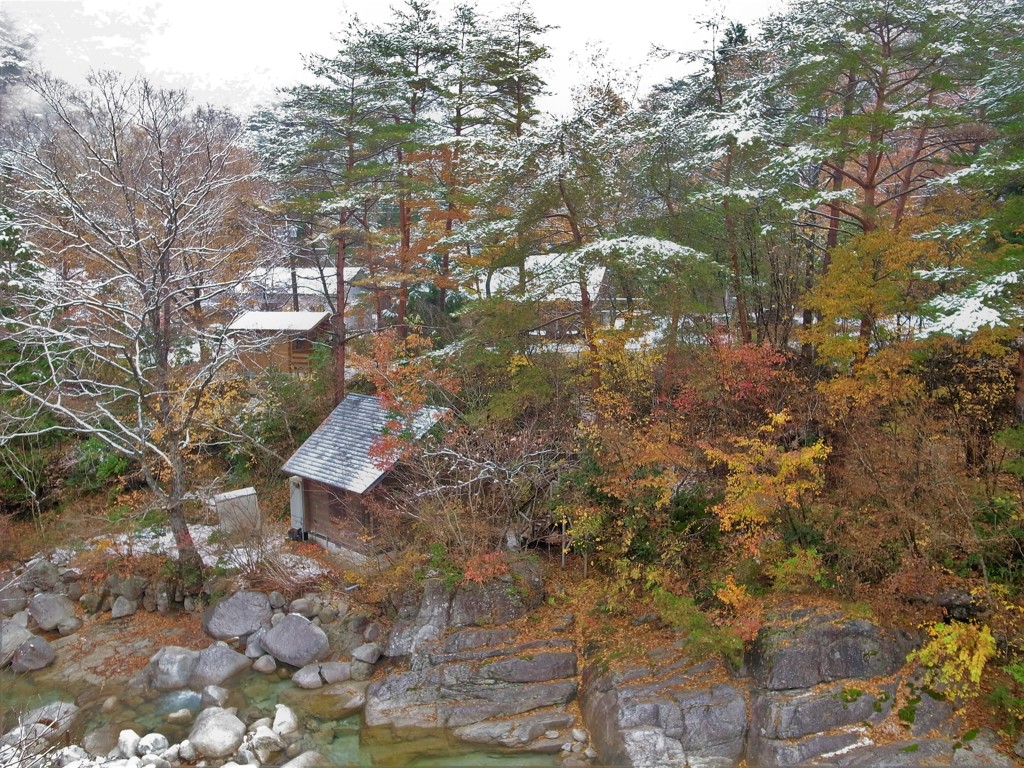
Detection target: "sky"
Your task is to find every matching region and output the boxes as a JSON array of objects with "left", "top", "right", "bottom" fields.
[{"left": 4, "top": 0, "right": 778, "bottom": 116}]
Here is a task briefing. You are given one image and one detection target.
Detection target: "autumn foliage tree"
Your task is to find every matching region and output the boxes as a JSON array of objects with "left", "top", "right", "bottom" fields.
[{"left": 1, "top": 73, "right": 268, "bottom": 577}]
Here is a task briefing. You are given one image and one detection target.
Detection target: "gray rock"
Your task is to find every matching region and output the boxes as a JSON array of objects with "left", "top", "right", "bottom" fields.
[
  {"left": 1015, "top": 734, "right": 1024, "bottom": 760},
  {"left": 147, "top": 646, "right": 200, "bottom": 691},
  {"left": 747, "top": 682, "right": 894, "bottom": 765},
  {"left": 177, "top": 740, "right": 196, "bottom": 762},
  {"left": 244, "top": 627, "right": 266, "bottom": 659},
  {"left": 292, "top": 664, "right": 325, "bottom": 689},
  {"left": 117, "top": 730, "right": 141, "bottom": 758},
  {"left": 269, "top": 591, "right": 286, "bottom": 609},
  {"left": 56, "top": 614, "right": 81, "bottom": 635},
  {"left": 22, "top": 561, "right": 60, "bottom": 592},
  {"left": 201, "top": 591, "right": 272, "bottom": 640},
  {"left": 384, "top": 579, "right": 454, "bottom": 658},
  {"left": 82, "top": 724, "right": 120, "bottom": 757},
  {"left": 350, "top": 659, "right": 374, "bottom": 681},
  {"left": 366, "top": 632, "right": 578, "bottom": 730},
  {"left": 321, "top": 661, "right": 351, "bottom": 684},
  {"left": 1, "top": 620, "right": 35, "bottom": 667},
  {"left": 288, "top": 598, "right": 317, "bottom": 617},
  {"left": 273, "top": 704, "right": 299, "bottom": 737},
  {"left": 137, "top": 734, "right": 168, "bottom": 756},
  {"left": 27, "top": 592, "right": 77, "bottom": 631},
  {"left": 153, "top": 581, "right": 173, "bottom": 615},
  {"left": 449, "top": 558, "right": 544, "bottom": 628},
  {"left": 581, "top": 658, "right": 746, "bottom": 768},
  {"left": 363, "top": 623, "right": 380, "bottom": 642},
  {"left": 79, "top": 592, "right": 103, "bottom": 614},
  {"left": 166, "top": 708, "right": 193, "bottom": 725},
  {"left": 352, "top": 642, "right": 382, "bottom": 664},
  {"left": 140, "top": 755, "right": 170, "bottom": 768},
  {"left": 15, "top": 701, "right": 79, "bottom": 742},
  {"left": 0, "top": 583, "right": 28, "bottom": 616},
  {"left": 106, "top": 575, "right": 150, "bottom": 602},
  {"left": 201, "top": 684, "right": 231, "bottom": 708},
  {"left": 951, "top": 728, "right": 1017, "bottom": 768},
  {"left": 110, "top": 596, "right": 138, "bottom": 619},
  {"left": 747, "top": 610, "right": 914, "bottom": 691},
  {"left": 250, "top": 724, "right": 285, "bottom": 763},
  {"left": 279, "top": 680, "right": 369, "bottom": 720},
  {"left": 10, "top": 635, "right": 55, "bottom": 672},
  {"left": 253, "top": 654, "right": 277, "bottom": 674},
  {"left": 189, "top": 642, "right": 251, "bottom": 688},
  {"left": 187, "top": 707, "right": 246, "bottom": 759},
  {"left": 453, "top": 712, "right": 575, "bottom": 749},
  {"left": 261, "top": 614, "right": 330, "bottom": 667},
  {"left": 142, "top": 585, "right": 158, "bottom": 613}
]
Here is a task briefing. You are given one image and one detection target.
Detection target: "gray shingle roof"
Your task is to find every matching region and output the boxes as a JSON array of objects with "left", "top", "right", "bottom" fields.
[{"left": 281, "top": 393, "right": 445, "bottom": 494}]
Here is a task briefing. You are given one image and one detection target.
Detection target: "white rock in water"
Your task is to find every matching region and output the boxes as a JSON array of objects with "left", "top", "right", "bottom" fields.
[
  {"left": 117, "top": 729, "right": 141, "bottom": 759},
  {"left": 273, "top": 704, "right": 299, "bottom": 737},
  {"left": 187, "top": 707, "right": 245, "bottom": 759},
  {"left": 137, "top": 733, "right": 169, "bottom": 755},
  {"left": 177, "top": 740, "right": 196, "bottom": 762},
  {"left": 166, "top": 708, "right": 193, "bottom": 724}
]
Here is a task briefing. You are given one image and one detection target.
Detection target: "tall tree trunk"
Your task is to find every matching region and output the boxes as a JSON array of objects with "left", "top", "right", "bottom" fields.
[
  {"left": 723, "top": 142, "right": 751, "bottom": 344},
  {"left": 335, "top": 230, "right": 347, "bottom": 405}
]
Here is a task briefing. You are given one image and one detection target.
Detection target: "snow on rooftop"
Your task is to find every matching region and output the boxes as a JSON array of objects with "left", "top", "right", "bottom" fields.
[
  {"left": 241, "top": 266, "right": 365, "bottom": 296},
  {"left": 482, "top": 254, "right": 607, "bottom": 301},
  {"left": 228, "top": 310, "right": 331, "bottom": 332}
]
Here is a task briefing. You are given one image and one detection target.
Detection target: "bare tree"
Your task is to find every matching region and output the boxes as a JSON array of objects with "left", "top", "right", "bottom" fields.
[{"left": 0, "top": 72, "right": 269, "bottom": 580}]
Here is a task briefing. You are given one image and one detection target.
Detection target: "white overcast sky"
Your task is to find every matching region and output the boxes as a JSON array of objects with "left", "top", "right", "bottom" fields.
[{"left": 5, "top": 0, "right": 780, "bottom": 115}]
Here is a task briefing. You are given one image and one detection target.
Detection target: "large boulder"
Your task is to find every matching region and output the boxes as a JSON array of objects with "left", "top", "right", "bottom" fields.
[
  {"left": 187, "top": 707, "right": 246, "bottom": 759},
  {"left": 27, "top": 592, "right": 77, "bottom": 632},
  {"left": 147, "top": 646, "right": 200, "bottom": 691},
  {"left": 9, "top": 635, "right": 56, "bottom": 672},
  {"left": 189, "top": 642, "right": 251, "bottom": 688},
  {"left": 21, "top": 561, "right": 60, "bottom": 592},
  {"left": 581, "top": 656, "right": 746, "bottom": 768},
  {"left": 0, "top": 619, "right": 33, "bottom": 667},
  {"left": 747, "top": 610, "right": 915, "bottom": 691},
  {"left": 202, "top": 591, "right": 272, "bottom": 640},
  {"left": 260, "top": 614, "right": 330, "bottom": 667}
]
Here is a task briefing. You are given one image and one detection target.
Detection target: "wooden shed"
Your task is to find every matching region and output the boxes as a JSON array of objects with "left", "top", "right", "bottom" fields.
[
  {"left": 282, "top": 394, "right": 445, "bottom": 555},
  {"left": 228, "top": 310, "right": 331, "bottom": 375}
]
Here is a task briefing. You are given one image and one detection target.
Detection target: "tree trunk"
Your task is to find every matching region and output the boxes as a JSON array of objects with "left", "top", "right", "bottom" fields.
[{"left": 335, "top": 231, "right": 347, "bottom": 406}]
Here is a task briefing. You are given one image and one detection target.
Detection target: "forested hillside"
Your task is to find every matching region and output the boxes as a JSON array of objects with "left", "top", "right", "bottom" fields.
[{"left": 2, "top": 0, "right": 1023, "bottom": 735}]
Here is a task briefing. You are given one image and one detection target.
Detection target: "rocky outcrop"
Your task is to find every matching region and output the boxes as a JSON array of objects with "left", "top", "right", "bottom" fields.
[
  {"left": 581, "top": 656, "right": 747, "bottom": 768},
  {"left": 747, "top": 610, "right": 915, "bottom": 691},
  {"left": 366, "top": 627, "right": 578, "bottom": 734},
  {"left": 385, "top": 559, "right": 544, "bottom": 658}
]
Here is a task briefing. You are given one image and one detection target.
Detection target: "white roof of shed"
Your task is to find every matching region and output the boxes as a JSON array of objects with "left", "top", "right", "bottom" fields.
[{"left": 228, "top": 310, "right": 331, "bottom": 332}]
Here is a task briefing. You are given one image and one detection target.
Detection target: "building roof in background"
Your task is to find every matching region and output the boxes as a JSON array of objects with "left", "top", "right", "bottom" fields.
[
  {"left": 479, "top": 254, "right": 607, "bottom": 301},
  {"left": 242, "top": 266, "right": 366, "bottom": 296},
  {"left": 228, "top": 310, "right": 331, "bottom": 332},
  {"left": 282, "top": 393, "right": 446, "bottom": 494}
]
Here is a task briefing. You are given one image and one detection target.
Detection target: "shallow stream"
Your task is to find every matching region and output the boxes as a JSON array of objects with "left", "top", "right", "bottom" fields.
[{"left": 0, "top": 670, "right": 560, "bottom": 767}]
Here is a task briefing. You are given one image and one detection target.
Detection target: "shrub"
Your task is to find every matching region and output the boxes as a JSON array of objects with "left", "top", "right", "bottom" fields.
[{"left": 910, "top": 621, "right": 997, "bottom": 700}]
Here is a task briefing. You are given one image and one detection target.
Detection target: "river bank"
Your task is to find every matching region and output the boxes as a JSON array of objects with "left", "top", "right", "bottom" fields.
[{"left": 2, "top": 534, "right": 1023, "bottom": 767}]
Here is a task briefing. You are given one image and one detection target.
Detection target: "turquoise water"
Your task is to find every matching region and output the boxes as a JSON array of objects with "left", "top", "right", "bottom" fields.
[{"left": 0, "top": 670, "right": 560, "bottom": 767}]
